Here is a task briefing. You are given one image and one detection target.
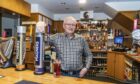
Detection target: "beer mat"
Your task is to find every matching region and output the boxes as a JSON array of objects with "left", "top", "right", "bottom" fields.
[{"left": 15, "top": 80, "right": 40, "bottom": 84}]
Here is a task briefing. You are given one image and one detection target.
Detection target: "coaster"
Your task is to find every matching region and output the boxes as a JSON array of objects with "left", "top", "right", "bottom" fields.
[{"left": 15, "top": 80, "right": 40, "bottom": 84}]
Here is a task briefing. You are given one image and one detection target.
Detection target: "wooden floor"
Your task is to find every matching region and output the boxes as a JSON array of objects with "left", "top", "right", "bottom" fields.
[{"left": 0, "top": 68, "right": 115, "bottom": 84}]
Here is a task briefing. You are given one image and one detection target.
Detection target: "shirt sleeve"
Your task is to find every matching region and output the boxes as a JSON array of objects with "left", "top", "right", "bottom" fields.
[
  {"left": 46, "top": 33, "right": 61, "bottom": 60},
  {"left": 82, "top": 38, "right": 93, "bottom": 69},
  {"left": 47, "top": 34, "right": 57, "bottom": 46}
]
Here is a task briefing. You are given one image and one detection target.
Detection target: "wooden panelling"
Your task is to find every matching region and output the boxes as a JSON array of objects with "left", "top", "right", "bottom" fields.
[
  {"left": 113, "top": 12, "right": 133, "bottom": 32},
  {"left": 115, "top": 53, "right": 125, "bottom": 80},
  {"left": 22, "top": 13, "right": 54, "bottom": 25},
  {"left": 25, "top": 51, "right": 35, "bottom": 64},
  {"left": 22, "top": 13, "right": 39, "bottom": 22},
  {"left": 37, "top": 13, "right": 53, "bottom": 21},
  {"left": 121, "top": 11, "right": 140, "bottom": 29},
  {"left": 25, "top": 51, "right": 35, "bottom": 70},
  {"left": 121, "top": 11, "right": 137, "bottom": 20},
  {"left": 0, "top": 13, "right": 2, "bottom": 36},
  {"left": 123, "top": 38, "right": 132, "bottom": 48},
  {"left": 53, "top": 21, "right": 64, "bottom": 33},
  {"left": 107, "top": 52, "right": 126, "bottom": 81},
  {"left": 107, "top": 52, "right": 115, "bottom": 77},
  {"left": 0, "top": 0, "right": 31, "bottom": 17}
]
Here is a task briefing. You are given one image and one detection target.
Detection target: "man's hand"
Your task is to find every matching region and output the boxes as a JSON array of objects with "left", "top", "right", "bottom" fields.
[
  {"left": 54, "top": 59, "right": 61, "bottom": 64},
  {"left": 11, "top": 37, "right": 15, "bottom": 40},
  {"left": 79, "top": 68, "right": 88, "bottom": 78}
]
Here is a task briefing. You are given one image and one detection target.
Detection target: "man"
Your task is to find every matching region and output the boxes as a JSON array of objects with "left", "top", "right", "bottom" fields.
[{"left": 43, "top": 16, "right": 93, "bottom": 77}]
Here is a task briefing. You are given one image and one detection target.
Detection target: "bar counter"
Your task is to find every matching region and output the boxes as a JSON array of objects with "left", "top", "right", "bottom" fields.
[
  {"left": 0, "top": 68, "right": 114, "bottom": 84},
  {"left": 125, "top": 53, "right": 140, "bottom": 63}
]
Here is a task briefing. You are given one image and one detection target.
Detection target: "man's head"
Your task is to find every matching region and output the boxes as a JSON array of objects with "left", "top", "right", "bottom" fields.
[{"left": 63, "top": 16, "right": 77, "bottom": 35}]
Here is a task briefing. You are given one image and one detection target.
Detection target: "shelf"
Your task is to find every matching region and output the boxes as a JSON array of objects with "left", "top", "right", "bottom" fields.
[{"left": 77, "top": 20, "right": 108, "bottom": 77}]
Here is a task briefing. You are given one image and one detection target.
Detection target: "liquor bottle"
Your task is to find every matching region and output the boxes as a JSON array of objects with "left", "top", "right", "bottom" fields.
[{"left": 53, "top": 60, "right": 61, "bottom": 77}]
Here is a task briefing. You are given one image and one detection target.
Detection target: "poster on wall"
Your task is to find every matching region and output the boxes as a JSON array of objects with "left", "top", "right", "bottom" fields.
[{"left": 80, "top": 10, "right": 93, "bottom": 20}]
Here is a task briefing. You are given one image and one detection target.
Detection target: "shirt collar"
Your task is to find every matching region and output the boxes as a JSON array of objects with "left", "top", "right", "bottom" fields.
[{"left": 63, "top": 32, "right": 76, "bottom": 40}]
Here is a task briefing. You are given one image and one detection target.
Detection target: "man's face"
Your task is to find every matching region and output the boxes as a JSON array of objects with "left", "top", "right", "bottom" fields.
[{"left": 63, "top": 20, "right": 76, "bottom": 34}]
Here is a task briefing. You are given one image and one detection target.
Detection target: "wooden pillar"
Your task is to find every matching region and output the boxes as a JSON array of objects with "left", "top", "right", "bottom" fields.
[{"left": 0, "top": 13, "right": 2, "bottom": 36}]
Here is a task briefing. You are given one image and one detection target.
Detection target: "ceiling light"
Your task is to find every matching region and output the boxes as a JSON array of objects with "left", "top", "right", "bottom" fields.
[{"left": 79, "top": 0, "right": 86, "bottom": 4}]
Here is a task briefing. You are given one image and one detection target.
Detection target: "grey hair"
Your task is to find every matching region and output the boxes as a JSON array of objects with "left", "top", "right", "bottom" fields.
[{"left": 63, "top": 16, "right": 77, "bottom": 24}]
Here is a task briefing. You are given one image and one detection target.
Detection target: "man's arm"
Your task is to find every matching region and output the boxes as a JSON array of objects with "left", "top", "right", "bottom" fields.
[
  {"left": 79, "top": 38, "right": 93, "bottom": 77},
  {"left": 0, "top": 37, "right": 15, "bottom": 43},
  {"left": 45, "top": 33, "right": 61, "bottom": 60},
  {"left": 82, "top": 38, "right": 93, "bottom": 69}
]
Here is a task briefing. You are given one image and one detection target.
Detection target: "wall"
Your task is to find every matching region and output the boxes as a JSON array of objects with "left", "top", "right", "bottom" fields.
[
  {"left": 30, "top": 4, "right": 112, "bottom": 21},
  {"left": 2, "top": 15, "right": 18, "bottom": 36},
  {"left": 31, "top": 4, "right": 54, "bottom": 20}
]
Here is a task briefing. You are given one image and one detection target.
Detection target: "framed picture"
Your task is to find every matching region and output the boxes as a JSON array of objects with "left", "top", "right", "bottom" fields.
[{"left": 80, "top": 10, "right": 93, "bottom": 20}]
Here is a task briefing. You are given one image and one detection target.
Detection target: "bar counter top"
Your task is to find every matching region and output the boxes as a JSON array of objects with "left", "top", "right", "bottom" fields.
[
  {"left": 0, "top": 68, "right": 114, "bottom": 84},
  {"left": 107, "top": 51, "right": 140, "bottom": 63},
  {"left": 125, "top": 53, "right": 140, "bottom": 63}
]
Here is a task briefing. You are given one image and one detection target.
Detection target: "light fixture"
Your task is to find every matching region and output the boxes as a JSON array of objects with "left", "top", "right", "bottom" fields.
[{"left": 79, "top": 0, "right": 86, "bottom": 4}]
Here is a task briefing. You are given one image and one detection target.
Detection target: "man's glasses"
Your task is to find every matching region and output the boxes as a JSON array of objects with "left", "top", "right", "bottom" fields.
[{"left": 65, "top": 23, "right": 76, "bottom": 26}]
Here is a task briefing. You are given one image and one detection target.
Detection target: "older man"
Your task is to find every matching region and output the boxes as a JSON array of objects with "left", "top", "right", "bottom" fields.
[{"left": 41, "top": 16, "right": 93, "bottom": 77}]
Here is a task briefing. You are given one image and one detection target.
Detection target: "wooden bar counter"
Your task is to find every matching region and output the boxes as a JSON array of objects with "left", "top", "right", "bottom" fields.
[
  {"left": 107, "top": 51, "right": 140, "bottom": 83},
  {"left": 0, "top": 68, "right": 114, "bottom": 84},
  {"left": 125, "top": 53, "right": 140, "bottom": 63}
]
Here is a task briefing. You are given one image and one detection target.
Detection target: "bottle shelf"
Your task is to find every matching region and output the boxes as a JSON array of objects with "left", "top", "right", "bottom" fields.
[{"left": 89, "top": 51, "right": 107, "bottom": 76}]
